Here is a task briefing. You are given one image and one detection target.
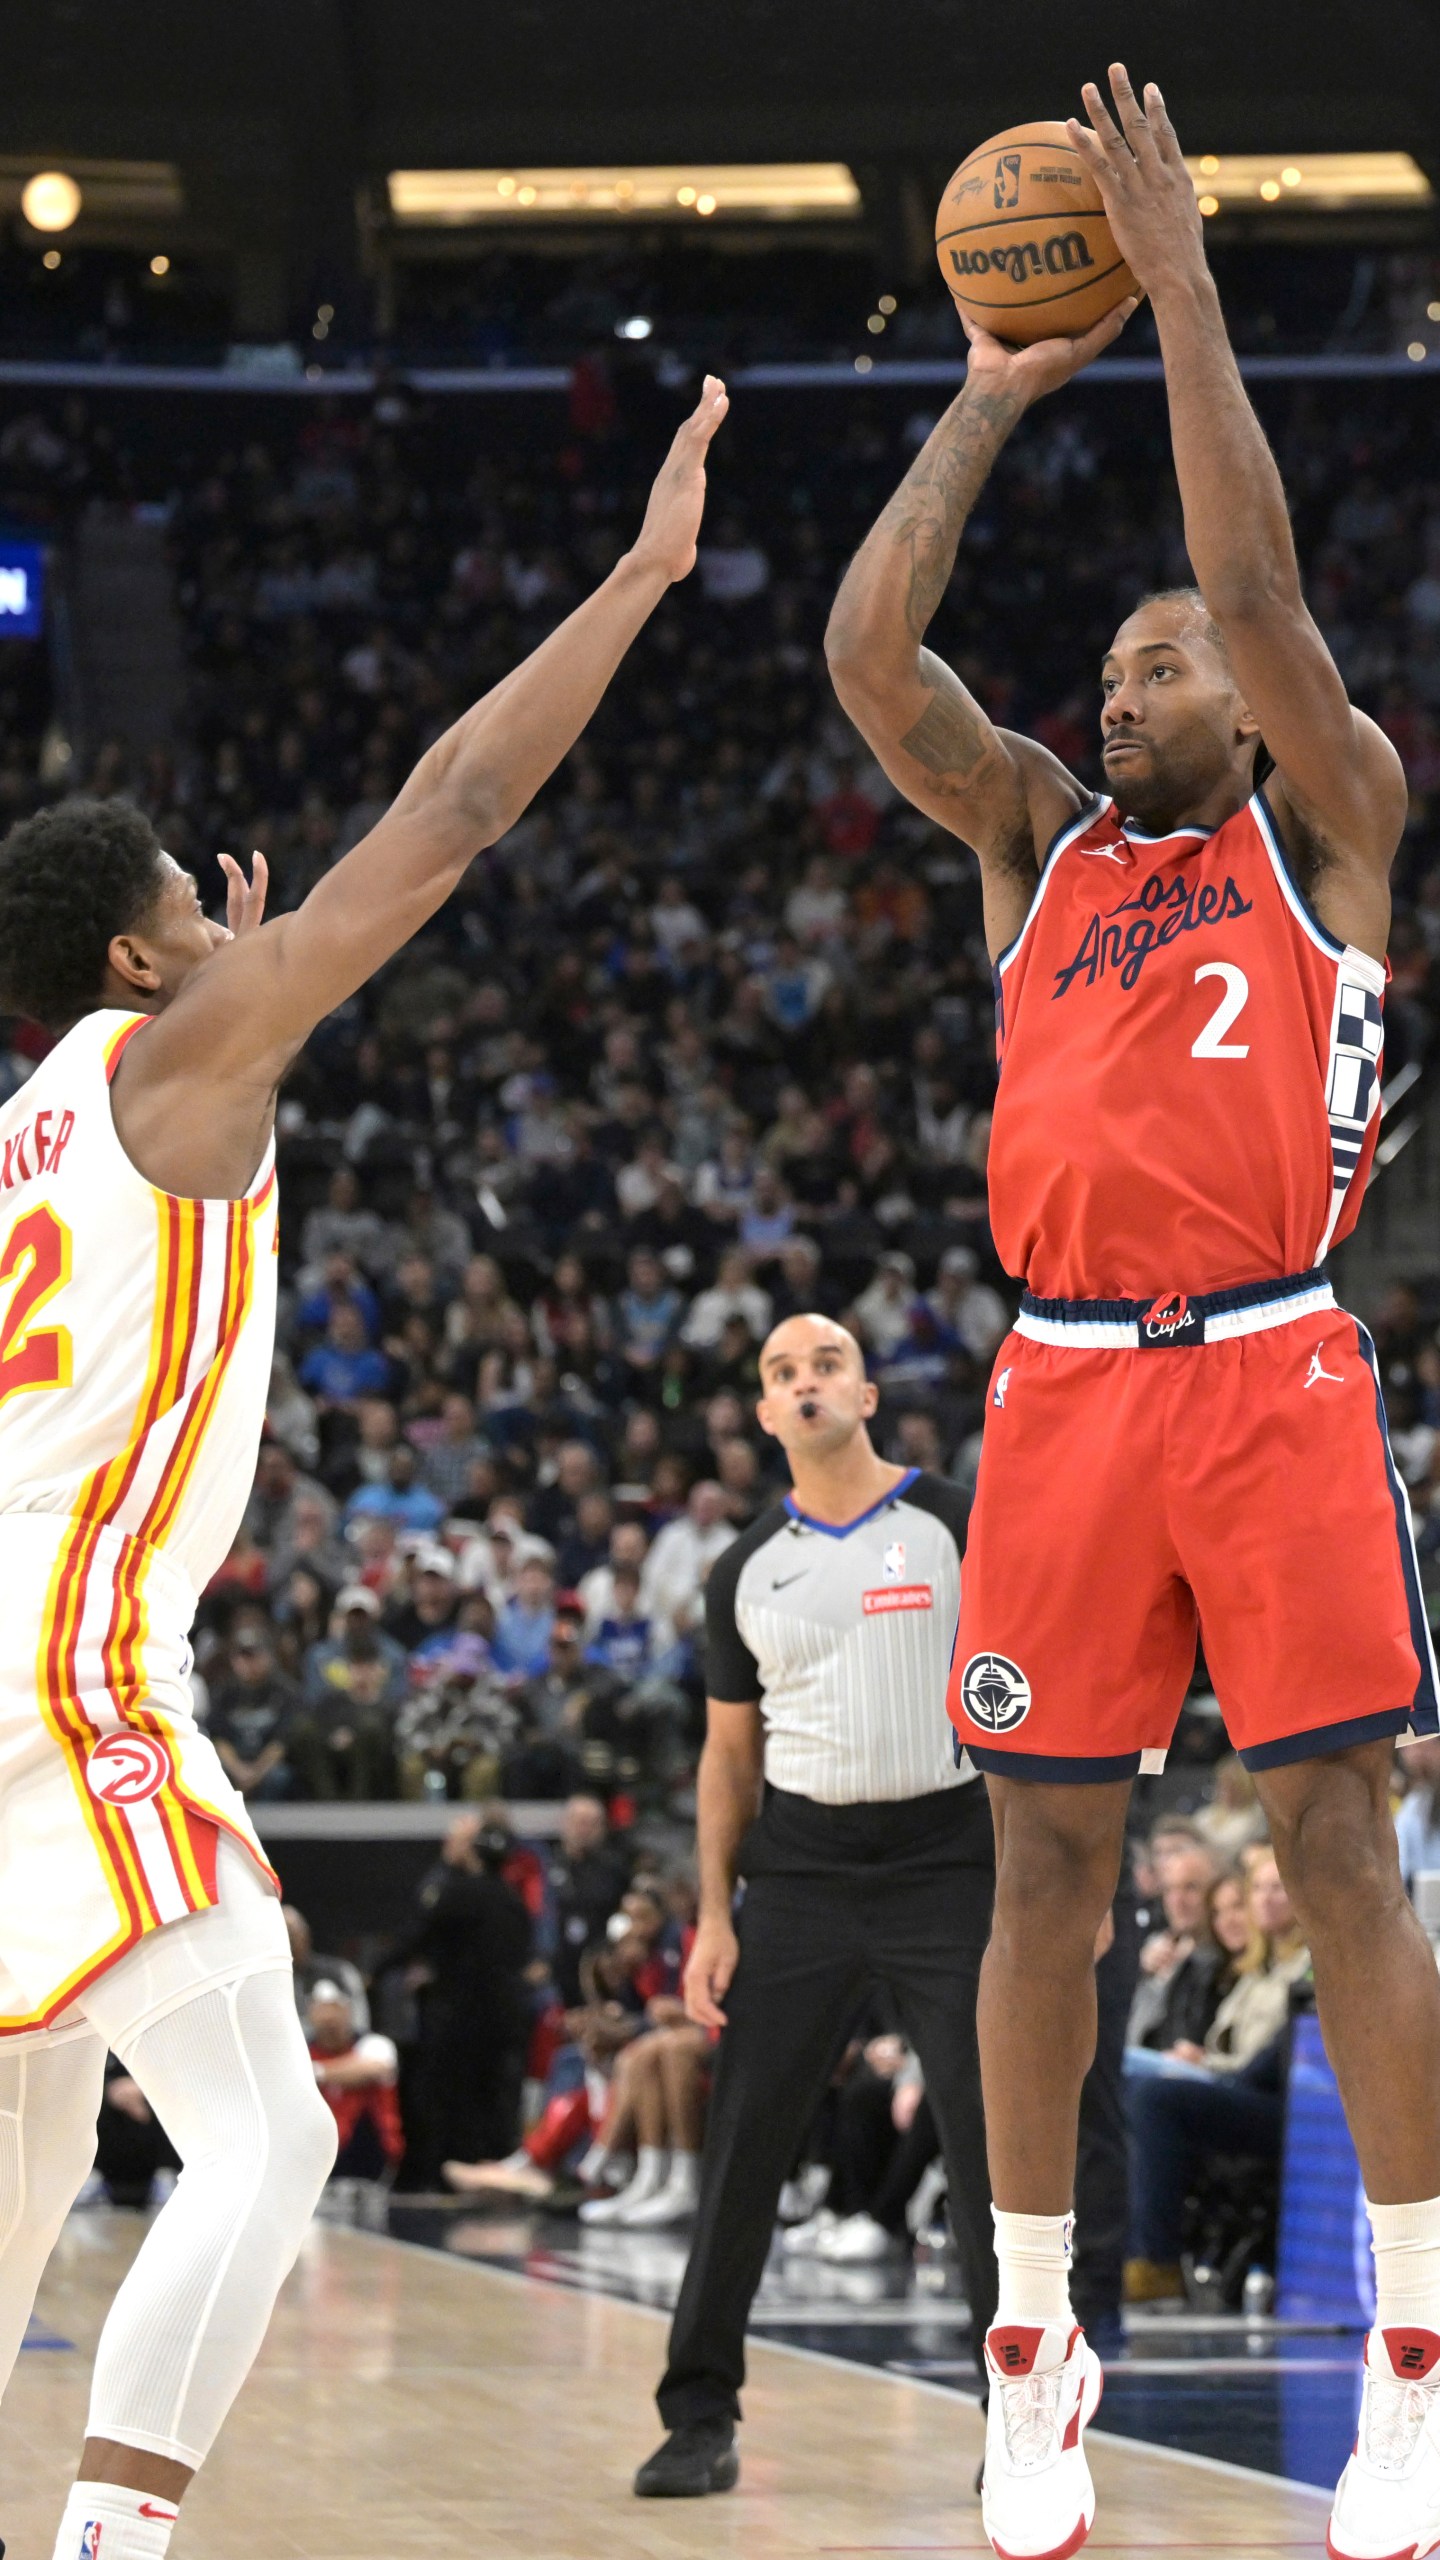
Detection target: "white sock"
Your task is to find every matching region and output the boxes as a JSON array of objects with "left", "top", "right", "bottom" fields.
[
  {"left": 53, "top": 2481, "right": 178, "bottom": 2560},
  {"left": 662, "top": 2150, "right": 700, "bottom": 2205},
  {"left": 624, "top": 2145, "right": 668, "bottom": 2202},
  {"left": 992, "top": 2206, "right": 1074, "bottom": 2326},
  {"left": 1367, "top": 2194, "right": 1440, "bottom": 2330}
]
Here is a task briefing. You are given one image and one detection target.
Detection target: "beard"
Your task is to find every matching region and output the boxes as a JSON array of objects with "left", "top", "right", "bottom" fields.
[{"left": 1104, "top": 731, "right": 1247, "bottom": 833}]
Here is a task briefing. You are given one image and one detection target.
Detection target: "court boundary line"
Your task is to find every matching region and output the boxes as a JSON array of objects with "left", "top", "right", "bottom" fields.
[{"left": 334, "top": 2219, "right": 1333, "bottom": 2509}]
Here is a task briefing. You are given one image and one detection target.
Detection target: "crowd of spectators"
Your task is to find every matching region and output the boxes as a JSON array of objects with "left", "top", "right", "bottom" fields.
[
  {"left": 14, "top": 337, "right": 1439, "bottom": 2321},
  {"left": 5, "top": 367, "right": 1440, "bottom": 1820}
]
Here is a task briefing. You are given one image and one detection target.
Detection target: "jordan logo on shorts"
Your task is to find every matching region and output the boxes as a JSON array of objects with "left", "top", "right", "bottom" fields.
[{"left": 1304, "top": 1342, "right": 1344, "bottom": 1390}]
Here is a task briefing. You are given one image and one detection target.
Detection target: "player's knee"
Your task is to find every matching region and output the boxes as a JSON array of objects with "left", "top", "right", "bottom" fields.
[
  {"left": 1267, "top": 1775, "right": 1400, "bottom": 1927},
  {"left": 995, "top": 1810, "right": 1116, "bottom": 1938},
  {"left": 283, "top": 2075, "right": 339, "bottom": 2210}
]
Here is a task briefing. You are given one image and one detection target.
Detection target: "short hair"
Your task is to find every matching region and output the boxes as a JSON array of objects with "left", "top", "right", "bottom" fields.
[
  {"left": 1131, "top": 585, "right": 1229, "bottom": 662},
  {"left": 0, "top": 798, "right": 166, "bottom": 1030}
]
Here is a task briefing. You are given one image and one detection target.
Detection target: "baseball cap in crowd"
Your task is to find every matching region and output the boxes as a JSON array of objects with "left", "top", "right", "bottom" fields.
[
  {"left": 335, "top": 1584, "right": 381, "bottom": 1617},
  {"left": 413, "top": 1544, "right": 457, "bottom": 1581}
]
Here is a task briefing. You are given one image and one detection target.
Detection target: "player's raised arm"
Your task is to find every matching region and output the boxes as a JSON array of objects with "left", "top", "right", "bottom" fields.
[
  {"left": 824, "top": 308, "right": 1132, "bottom": 946},
  {"left": 1067, "top": 67, "right": 1406, "bottom": 927},
  {"left": 125, "top": 377, "right": 728, "bottom": 1096}
]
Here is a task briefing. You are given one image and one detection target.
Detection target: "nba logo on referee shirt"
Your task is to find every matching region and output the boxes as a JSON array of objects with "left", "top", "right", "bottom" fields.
[
  {"left": 960, "top": 1653, "right": 1032, "bottom": 1733},
  {"left": 882, "top": 1540, "right": 905, "bottom": 1581}
]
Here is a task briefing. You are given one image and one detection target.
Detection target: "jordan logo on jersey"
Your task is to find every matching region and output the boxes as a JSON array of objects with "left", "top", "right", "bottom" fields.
[{"left": 1052, "top": 869, "right": 1253, "bottom": 1000}]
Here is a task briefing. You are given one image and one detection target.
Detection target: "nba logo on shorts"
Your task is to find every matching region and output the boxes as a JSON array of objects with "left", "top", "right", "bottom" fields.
[
  {"left": 960, "top": 1653, "right": 1032, "bottom": 1733},
  {"left": 78, "top": 2523, "right": 103, "bottom": 2559},
  {"left": 993, "top": 1365, "right": 1011, "bottom": 1409},
  {"left": 84, "top": 1730, "right": 174, "bottom": 1806},
  {"left": 882, "top": 1540, "right": 905, "bottom": 1581}
]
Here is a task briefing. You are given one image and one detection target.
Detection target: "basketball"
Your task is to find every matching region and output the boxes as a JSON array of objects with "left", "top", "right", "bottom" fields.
[{"left": 934, "top": 121, "right": 1138, "bottom": 344}]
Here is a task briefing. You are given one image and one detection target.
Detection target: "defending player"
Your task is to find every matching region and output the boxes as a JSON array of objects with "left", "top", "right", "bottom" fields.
[
  {"left": 0, "top": 374, "right": 727, "bottom": 2560},
  {"left": 828, "top": 69, "right": 1440, "bottom": 2560}
]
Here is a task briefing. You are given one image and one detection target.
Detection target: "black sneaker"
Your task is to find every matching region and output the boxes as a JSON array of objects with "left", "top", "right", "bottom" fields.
[{"left": 633, "top": 2418, "right": 739, "bottom": 2497}]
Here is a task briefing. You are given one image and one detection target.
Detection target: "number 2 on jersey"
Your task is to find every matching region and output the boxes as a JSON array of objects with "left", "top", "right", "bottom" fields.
[
  {"left": 1191, "top": 961, "right": 1251, "bottom": 1060},
  {"left": 0, "top": 1203, "right": 73, "bottom": 1407}
]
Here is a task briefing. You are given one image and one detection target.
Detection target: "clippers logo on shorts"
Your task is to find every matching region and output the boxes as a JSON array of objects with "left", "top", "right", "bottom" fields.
[
  {"left": 882, "top": 1540, "right": 906, "bottom": 1581},
  {"left": 862, "top": 1584, "right": 934, "bottom": 1615},
  {"left": 1139, "top": 1291, "right": 1204, "bottom": 1350},
  {"left": 960, "top": 1652, "right": 1032, "bottom": 1732},
  {"left": 84, "top": 1730, "right": 174, "bottom": 1806}
]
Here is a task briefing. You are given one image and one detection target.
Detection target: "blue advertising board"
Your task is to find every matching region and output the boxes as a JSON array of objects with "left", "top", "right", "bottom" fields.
[{"left": 0, "top": 543, "right": 44, "bottom": 638}]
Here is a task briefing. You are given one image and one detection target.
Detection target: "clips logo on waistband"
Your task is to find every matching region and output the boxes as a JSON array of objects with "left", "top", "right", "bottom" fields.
[{"left": 1139, "top": 1291, "right": 1205, "bottom": 1350}]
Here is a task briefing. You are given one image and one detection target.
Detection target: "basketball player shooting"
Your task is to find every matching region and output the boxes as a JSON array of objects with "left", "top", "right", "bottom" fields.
[
  {"left": 828, "top": 67, "right": 1440, "bottom": 2560},
  {"left": 0, "top": 375, "right": 726, "bottom": 2560}
]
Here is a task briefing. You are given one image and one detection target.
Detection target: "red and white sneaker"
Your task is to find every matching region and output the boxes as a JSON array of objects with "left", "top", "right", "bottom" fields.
[
  {"left": 1329, "top": 2327, "right": 1440, "bottom": 2560},
  {"left": 981, "top": 2319, "right": 1104, "bottom": 2560}
]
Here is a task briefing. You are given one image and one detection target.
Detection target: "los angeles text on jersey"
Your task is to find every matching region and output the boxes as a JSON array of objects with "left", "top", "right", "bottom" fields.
[
  {"left": 1052, "top": 869, "right": 1253, "bottom": 999},
  {"left": 0, "top": 1105, "right": 76, "bottom": 1193}
]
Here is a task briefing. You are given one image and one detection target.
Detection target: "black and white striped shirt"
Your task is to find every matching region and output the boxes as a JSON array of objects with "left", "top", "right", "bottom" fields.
[{"left": 704, "top": 1468, "right": 977, "bottom": 1806}]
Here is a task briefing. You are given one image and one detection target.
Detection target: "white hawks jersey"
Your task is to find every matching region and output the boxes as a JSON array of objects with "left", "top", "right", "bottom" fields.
[{"left": 0, "top": 1007, "right": 279, "bottom": 2030}]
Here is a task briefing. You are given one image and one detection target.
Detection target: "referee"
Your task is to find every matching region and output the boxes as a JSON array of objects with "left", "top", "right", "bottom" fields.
[{"left": 633, "top": 1312, "right": 996, "bottom": 2498}]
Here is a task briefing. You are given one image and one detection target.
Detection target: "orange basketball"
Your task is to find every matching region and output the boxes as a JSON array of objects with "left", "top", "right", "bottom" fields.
[{"left": 934, "top": 121, "right": 1137, "bottom": 346}]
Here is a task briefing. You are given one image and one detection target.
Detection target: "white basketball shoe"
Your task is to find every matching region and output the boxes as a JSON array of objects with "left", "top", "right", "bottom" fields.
[
  {"left": 1329, "top": 2325, "right": 1440, "bottom": 2559},
  {"left": 981, "top": 2319, "right": 1104, "bottom": 2560}
]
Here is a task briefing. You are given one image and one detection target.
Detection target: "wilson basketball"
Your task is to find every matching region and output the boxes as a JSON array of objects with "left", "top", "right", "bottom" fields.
[{"left": 934, "top": 121, "right": 1137, "bottom": 345}]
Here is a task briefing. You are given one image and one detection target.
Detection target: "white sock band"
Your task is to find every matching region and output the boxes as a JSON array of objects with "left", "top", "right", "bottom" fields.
[
  {"left": 992, "top": 2206, "right": 1075, "bottom": 2326},
  {"left": 1367, "top": 2193, "right": 1440, "bottom": 2329},
  {"left": 53, "top": 2480, "right": 177, "bottom": 2560}
]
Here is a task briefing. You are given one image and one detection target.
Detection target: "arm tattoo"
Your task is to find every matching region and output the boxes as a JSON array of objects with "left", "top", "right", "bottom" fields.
[
  {"left": 899, "top": 688, "right": 993, "bottom": 789},
  {"left": 881, "top": 389, "right": 1023, "bottom": 642}
]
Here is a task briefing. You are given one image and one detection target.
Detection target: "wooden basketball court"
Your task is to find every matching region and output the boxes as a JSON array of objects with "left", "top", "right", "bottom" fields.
[{"left": 3, "top": 2212, "right": 1334, "bottom": 2557}]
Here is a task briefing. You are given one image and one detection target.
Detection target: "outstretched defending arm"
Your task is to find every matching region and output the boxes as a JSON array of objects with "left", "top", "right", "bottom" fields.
[
  {"left": 825, "top": 307, "right": 1133, "bottom": 953},
  {"left": 1067, "top": 68, "right": 1405, "bottom": 945},
  {"left": 120, "top": 377, "right": 728, "bottom": 1114}
]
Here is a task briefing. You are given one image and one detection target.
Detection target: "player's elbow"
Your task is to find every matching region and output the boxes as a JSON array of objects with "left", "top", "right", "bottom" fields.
[
  {"left": 824, "top": 590, "right": 883, "bottom": 691},
  {"left": 430, "top": 764, "right": 509, "bottom": 859}
]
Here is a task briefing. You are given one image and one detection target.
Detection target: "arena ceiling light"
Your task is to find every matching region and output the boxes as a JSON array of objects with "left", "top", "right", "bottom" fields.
[
  {"left": 21, "top": 171, "right": 81, "bottom": 232},
  {"left": 386, "top": 164, "right": 862, "bottom": 224},
  {"left": 1186, "top": 152, "right": 1432, "bottom": 213},
  {"left": 2, "top": 156, "right": 184, "bottom": 234}
]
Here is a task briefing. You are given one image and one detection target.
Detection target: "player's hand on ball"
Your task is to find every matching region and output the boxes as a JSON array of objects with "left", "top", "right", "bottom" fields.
[
  {"left": 684, "top": 1910, "right": 739, "bottom": 2029},
  {"left": 1066, "top": 64, "right": 1205, "bottom": 295},
  {"left": 218, "top": 849, "right": 269, "bottom": 938},
  {"left": 629, "top": 373, "right": 729, "bottom": 585},
  {"left": 961, "top": 296, "right": 1139, "bottom": 407}
]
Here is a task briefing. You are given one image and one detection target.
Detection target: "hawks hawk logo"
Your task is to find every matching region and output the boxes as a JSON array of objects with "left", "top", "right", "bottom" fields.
[
  {"left": 85, "top": 1730, "right": 174, "bottom": 1806},
  {"left": 959, "top": 1654, "right": 1032, "bottom": 1733}
]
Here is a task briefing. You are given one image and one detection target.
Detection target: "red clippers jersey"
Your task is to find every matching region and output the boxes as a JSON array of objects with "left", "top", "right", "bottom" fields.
[{"left": 988, "top": 788, "right": 1386, "bottom": 1298}]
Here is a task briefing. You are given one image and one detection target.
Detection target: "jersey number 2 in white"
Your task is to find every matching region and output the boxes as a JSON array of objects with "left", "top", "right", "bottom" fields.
[{"left": 1191, "top": 962, "right": 1250, "bottom": 1060}]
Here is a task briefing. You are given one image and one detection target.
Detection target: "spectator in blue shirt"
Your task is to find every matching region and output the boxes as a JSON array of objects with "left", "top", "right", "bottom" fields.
[
  {"left": 296, "top": 1249, "right": 382, "bottom": 1345},
  {"left": 492, "top": 1556, "right": 558, "bottom": 1681},
  {"left": 585, "top": 1562, "right": 655, "bottom": 1684},
  {"left": 299, "top": 1303, "right": 392, "bottom": 1405},
  {"left": 617, "top": 1248, "right": 684, "bottom": 1381},
  {"left": 344, "top": 1445, "right": 447, "bottom": 1536}
]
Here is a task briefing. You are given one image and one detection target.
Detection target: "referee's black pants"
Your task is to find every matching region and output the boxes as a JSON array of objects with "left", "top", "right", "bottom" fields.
[{"left": 656, "top": 1780, "right": 996, "bottom": 2430}]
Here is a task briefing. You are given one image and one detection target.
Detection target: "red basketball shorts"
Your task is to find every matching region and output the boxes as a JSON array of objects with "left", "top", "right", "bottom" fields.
[{"left": 947, "top": 1268, "right": 1439, "bottom": 1781}]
